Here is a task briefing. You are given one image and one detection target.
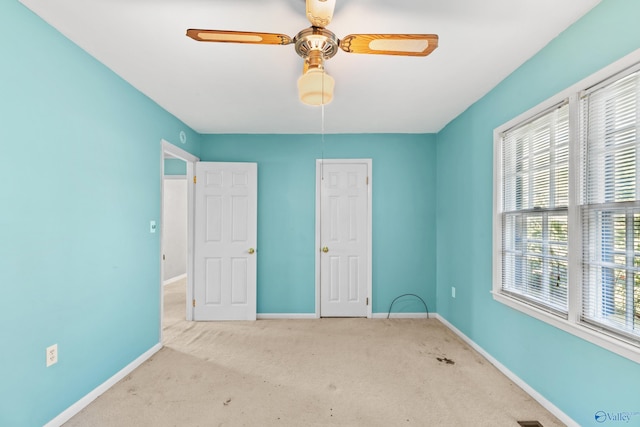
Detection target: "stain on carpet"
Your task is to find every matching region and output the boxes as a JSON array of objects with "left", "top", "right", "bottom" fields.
[{"left": 436, "top": 356, "right": 455, "bottom": 365}]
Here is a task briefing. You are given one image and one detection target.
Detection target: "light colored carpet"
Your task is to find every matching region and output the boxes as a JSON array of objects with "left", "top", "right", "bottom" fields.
[{"left": 64, "top": 279, "right": 564, "bottom": 426}]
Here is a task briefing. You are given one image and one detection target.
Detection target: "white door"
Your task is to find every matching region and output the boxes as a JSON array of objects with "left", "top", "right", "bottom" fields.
[
  {"left": 193, "top": 162, "right": 257, "bottom": 320},
  {"left": 318, "top": 160, "right": 371, "bottom": 317}
]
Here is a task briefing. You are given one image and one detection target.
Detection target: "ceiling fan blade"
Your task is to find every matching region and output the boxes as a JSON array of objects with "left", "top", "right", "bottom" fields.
[
  {"left": 339, "top": 34, "right": 438, "bottom": 57},
  {"left": 306, "top": 0, "right": 336, "bottom": 28},
  {"left": 186, "top": 29, "right": 292, "bottom": 45}
]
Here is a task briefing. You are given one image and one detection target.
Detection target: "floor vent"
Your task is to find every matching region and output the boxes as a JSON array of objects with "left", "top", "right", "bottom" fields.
[{"left": 517, "top": 422, "right": 543, "bottom": 427}]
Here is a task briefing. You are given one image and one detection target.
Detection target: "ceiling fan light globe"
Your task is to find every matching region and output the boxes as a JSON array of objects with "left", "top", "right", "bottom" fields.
[
  {"left": 297, "top": 68, "right": 335, "bottom": 106},
  {"left": 306, "top": 0, "right": 336, "bottom": 28}
]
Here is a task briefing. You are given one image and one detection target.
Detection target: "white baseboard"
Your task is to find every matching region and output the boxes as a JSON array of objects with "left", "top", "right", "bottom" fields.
[
  {"left": 257, "top": 313, "right": 318, "bottom": 319},
  {"left": 44, "top": 343, "right": 163, "bottom": 427},
  {"left": 434, "top": 315, "right": 578, "bottom": 427},
  {"left": 257, "top": 313, "right": 434, "bottom": 319},
  {"left": 163, "top": 273, "right": 186, "bottom": 286},
  {"left": 372, "top": 312, "right": 432, "bottom": 319},
  {"left": 256, "top": 313, "right": 437, "bottom": 320}
]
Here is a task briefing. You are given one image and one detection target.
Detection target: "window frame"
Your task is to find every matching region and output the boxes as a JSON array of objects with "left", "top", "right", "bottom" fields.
[{"left": 493, "top": 48, "right": 640, "bottom": 364}]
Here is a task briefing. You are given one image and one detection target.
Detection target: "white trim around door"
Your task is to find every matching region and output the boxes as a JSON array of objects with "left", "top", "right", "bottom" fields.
[
  {"left": 161, "top": 139, "right": 199, "bottom": 334},
  {"left": 315, "top": 159, "right": 372, "bottom": 318}
]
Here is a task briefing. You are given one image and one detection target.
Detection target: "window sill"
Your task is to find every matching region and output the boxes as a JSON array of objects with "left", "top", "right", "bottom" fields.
[{"left": 491, "top": 290, "right": 640, "bottom": 365}]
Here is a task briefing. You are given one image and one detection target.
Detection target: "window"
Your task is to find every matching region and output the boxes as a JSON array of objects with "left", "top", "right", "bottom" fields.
[
  {"left": 580, "top": 67, "right": 640, "bottom": 342},
  {"left": 494, "top": 50, "right": 640, "bottom": 363},
  {"left": 501, "top": 102, "right": 569, "bottom": 315}
]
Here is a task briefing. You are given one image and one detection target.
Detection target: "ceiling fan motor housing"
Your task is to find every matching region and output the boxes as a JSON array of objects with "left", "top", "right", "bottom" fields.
[{"left": 294, "top": 27, "right": 339, "bottom": 64}]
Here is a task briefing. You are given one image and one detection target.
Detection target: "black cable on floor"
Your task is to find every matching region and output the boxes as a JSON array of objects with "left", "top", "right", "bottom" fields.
[{"left": 387, "top": 293, "right": 429, "bottom": 319}]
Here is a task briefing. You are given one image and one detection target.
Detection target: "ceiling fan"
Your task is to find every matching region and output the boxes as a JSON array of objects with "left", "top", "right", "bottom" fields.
[{"left": 186, "top": 0, "right": 438, "bottom": 106}]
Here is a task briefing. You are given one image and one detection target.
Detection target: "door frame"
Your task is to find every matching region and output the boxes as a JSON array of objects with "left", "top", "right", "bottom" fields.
[
  {"left": 160, "top": 139, "right": 199, "bottom": 336},
  {"left": 315, "top": 159, "right": 373, "bottom": 318}
]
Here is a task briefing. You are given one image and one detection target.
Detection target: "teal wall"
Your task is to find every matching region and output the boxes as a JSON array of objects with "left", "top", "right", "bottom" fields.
[
  {"left": 200, "top": 134, "right": 437, "bottom": 315},
  {"left": 164, "top": 158, "right": 187, "bottom": 176},
  {"left": 0, "top": 2, "right": 200, "bottom": 426},
  {"left": 435, "top": 0, "right": 640, "bottom": 425}
]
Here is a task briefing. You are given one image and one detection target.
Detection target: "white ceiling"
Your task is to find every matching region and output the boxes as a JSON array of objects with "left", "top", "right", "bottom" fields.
[{"left": 20, "top": 0, "right": 600, "bottom": 134}]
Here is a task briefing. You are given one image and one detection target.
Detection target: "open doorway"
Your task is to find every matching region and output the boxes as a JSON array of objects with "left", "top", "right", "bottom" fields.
[
  {"left": 160, "top": 140, "right": 199, "bottom": 342},
  {"left": 162, "top": 157, "right": 187, "bottom": 337},
  {"left": 162, "top": 159, "right": 187, "bottom": 285}
]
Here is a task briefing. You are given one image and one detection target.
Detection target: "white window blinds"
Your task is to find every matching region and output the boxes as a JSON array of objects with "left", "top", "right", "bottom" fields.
[
  {"left": 501, "top": 101, "right": 569, "bottom": 314},
  {"left": 580, "top": 66, "right": 640, "bottom": 342}
]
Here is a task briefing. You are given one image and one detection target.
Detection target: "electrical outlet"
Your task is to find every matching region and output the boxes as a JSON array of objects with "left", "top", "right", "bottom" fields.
[
  {"left": 46, "top": 344, "right": 58, "bottom": 367},
  {"left": 451, "top": 287, "right": 456, "bottom": 298}
]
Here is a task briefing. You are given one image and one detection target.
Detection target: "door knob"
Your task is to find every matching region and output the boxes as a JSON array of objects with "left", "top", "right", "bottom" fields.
[
  {"left": 248, "top": 248, "right": 255, "bottom": 254},
  {"left": 322, "top": 246, "right": 329, "bottom": 253}
]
